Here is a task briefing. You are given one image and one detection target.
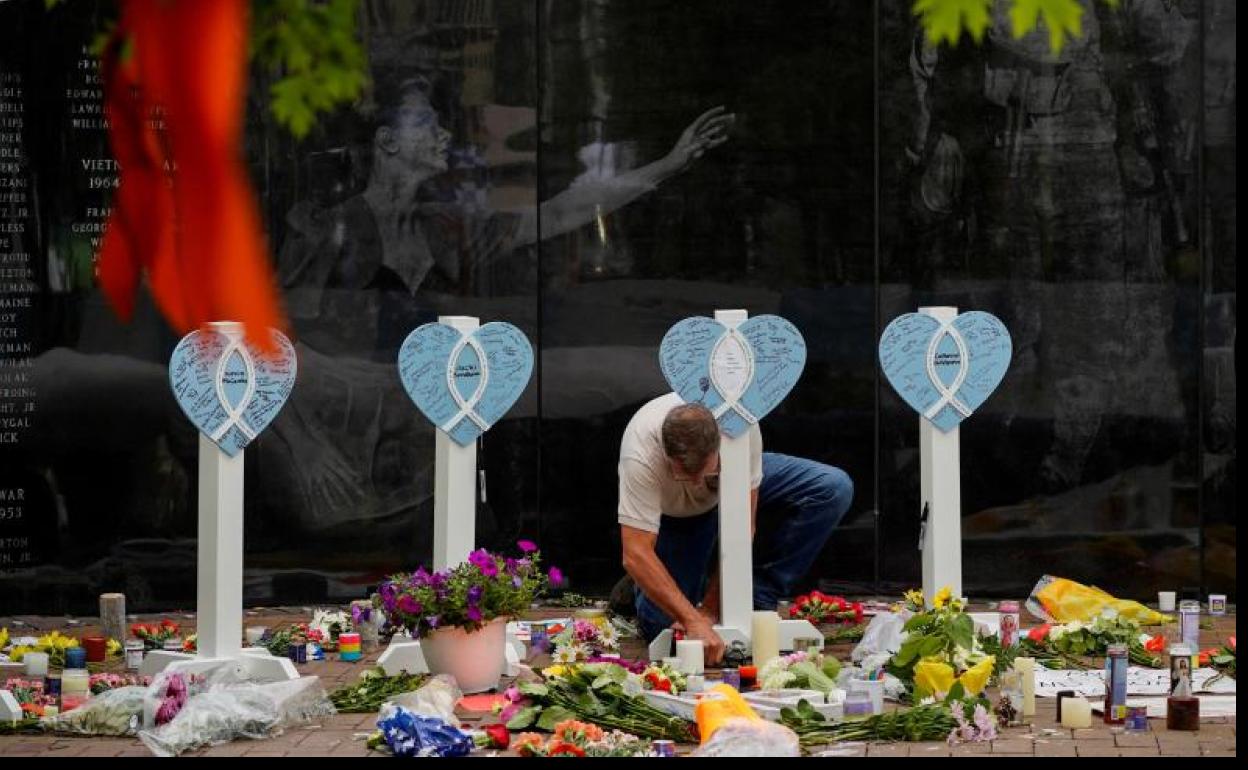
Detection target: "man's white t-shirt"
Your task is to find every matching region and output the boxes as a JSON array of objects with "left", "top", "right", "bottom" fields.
[{"left": 617, "top": 393, "right": 763, "bottom": 534}]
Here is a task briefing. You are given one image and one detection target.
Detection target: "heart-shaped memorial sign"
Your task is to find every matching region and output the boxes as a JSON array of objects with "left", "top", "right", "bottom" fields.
[
  {"left": 658, "top": 314, "right": 807, "bottom": 439},
  {"left": 169, "top": 325, "right": 298, "bottom": 457},
  {"left": 878, "top": 310, "right": 1011, "bottom": 432},
  {"left": 398, "top": 321, "right": 534, "bottom": 446}
]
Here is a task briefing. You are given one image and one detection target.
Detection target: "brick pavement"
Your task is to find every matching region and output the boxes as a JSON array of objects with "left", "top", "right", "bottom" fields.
[{"left": 0, "top": 603, "right": 1235, "bottom": 757}]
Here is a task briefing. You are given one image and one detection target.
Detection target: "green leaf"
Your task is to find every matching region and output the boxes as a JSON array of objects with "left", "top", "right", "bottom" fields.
[
  {"left": 895, "top": 636, "right": 925, "bottom": 666},
  {"left": 946, "top": 681, "right": 966, "bottom": 702},
  {"left": 912, "top": 0, "right": 994, "bottom": 46},
  {"left": 505, "top": 705, "right": 539, "bottom": 730},
  {"left": 518, "top": 682, "right": 548, "bottom": 698},
  {"left": 1009, "top": 0, "right": 1085, "bottom": 53},
  {"left": 536, "top": 706, "right": 577, "bottom": 731},
  {"left": 950, "top": 614, "right": 975, "bottom": 651},
  {"left": 920, "top": 635, "right": 946, "bottom": 657}
]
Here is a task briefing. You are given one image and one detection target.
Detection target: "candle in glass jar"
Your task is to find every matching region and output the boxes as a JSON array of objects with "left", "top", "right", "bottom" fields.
[
  {"left": 1014, "top": 657, "right": 1036, "bottom": 717},
  {"left": 23, "top": 652, "right": 49, "bottom": 677},
  {"left": 1060, "top": 697, "right": 1092, "bottom": 729},
  {"left": 676, "top": 639, "right": 705, "bottom": 675},
  {"left": 751, "top": 611, "right": 780, "bottom": 665}
]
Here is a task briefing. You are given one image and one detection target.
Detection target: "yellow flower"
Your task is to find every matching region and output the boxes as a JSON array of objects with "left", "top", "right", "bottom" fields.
[
  {"left": 106, "top": 638, "right": 122, "bottom": 657},
  {"left": 0, "top": 627, "right": 8, "bottom": 650},
  {"left": 8, "top": 645, "right": 32, "bottom": 662},
  {"left": 903, "top": 589, "right": 925, "bottom": 610},
  {"left": 913, "top": 658, "right": 955, "bottom": 698},
  {"left": 542, "top": 665, "right": 568, "bottom": 678},
  {"left": 957, "top": 656, "right": 995, "bottom": 696},
  {"left": 932, "top": 586, "right": 952, "bottom": 610}
]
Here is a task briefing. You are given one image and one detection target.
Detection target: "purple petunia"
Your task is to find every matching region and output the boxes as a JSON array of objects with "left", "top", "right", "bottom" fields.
[
  {"left": 548, "top": 566, "right": 564, "bottom": 587},
  {"left": 426, "top": 615, "right": 440, "bottom": 629},
  {"left": 466, "top": 607, "right": 483, "bottom": 622},
  {"left": 467, "top": 585, "right": 483, "bottom": 606},
  {"left": 468, "top": 549, "right": 499, "bottom": 578},
  {"left": 512, "top": 576, "right": 523, "bottom": 589},
  {"left": 397, "top": 594, "right": 423, "bottom": 615},
  {"left": 517, "top": 540, "right": 537, "bottom": 554}
]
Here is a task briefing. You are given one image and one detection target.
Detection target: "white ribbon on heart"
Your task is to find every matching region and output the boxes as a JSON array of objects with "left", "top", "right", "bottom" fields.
[
  {"left": 708, "top": 327, "right": 760, "bottom": 425},
  {"left": 209, "top": 337, "right": 259, "bottom": 443},
  {"left": 922, "top": 318, "right": 973, "bottom": 421},
  {"left": 439, "top": 333, "right": 492, "bottom": 434}
]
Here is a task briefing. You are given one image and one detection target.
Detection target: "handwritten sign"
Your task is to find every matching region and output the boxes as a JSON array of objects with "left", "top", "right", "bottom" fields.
[
  {"left": 169, "top": 328, "right": 297, "bottom": 457},
  {"left": 878, "top": 311, "right": 1011, "bottom": 432},
  {"left": 658, "top": 315, "right": 806, "bottom": 439},
  {"left": 398, "top": 321, "right": 534, "bottom": 446}
]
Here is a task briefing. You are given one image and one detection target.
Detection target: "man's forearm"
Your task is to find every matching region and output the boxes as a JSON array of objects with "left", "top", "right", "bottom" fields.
[{"left": 625, "top": 544, "right": 701, "bottom": 627}]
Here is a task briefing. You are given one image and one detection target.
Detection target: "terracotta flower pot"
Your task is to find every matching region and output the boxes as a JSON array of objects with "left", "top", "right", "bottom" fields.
[{"left": 419, "top": 617, "right": 507, "bottom": 694}]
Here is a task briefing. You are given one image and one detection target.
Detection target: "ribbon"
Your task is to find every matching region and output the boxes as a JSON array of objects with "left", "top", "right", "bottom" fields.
[
  {"left": 209, "top": 336, "right": 258, "bottom": 443},
  {"left": 922, "top": 318, "right": 972, "bottom": 421},
  {"left": 439, "top": 333, "right": 491, "bottom": 433},
  {"left": 709, "top": 327, "right": 760, "bottom": 425}
]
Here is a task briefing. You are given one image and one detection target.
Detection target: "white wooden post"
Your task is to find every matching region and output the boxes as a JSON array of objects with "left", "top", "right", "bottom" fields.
[
  {"left": 434, "top": 315, "right": 480, "bottom": 571},
  {"left": 143, "top": 321, "right": 297, "bottom": 681},
  {"left": 714, "top": 310, "right": 754, "bottom": 641},
  {"left": 919, "top": 306, "right": 962, "bottom": 604},
  {"left": 649, "top": 309, "right": 821, "bottom": 661}
]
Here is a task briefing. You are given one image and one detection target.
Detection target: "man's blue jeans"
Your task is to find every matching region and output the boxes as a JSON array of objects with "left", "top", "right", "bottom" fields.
[{"left": 635, "top": 452, "right": 854, "bottom": 642}]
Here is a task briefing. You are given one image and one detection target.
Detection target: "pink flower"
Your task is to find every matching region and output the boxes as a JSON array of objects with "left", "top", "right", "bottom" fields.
[
  {"left": 467, "top": 607, "right": 483, "bottom": 622},
  {"left": 397, "top": 594, "right": 423, "bottom": 615},
  {"left": 517, "top": 540, "right": 537, "bottom": 554},
  {"left": 469, "top": 549, "right": 499, "bottom": 578},
  {"left": 548, "top": 567, "right": 564, "bottom": 587}
]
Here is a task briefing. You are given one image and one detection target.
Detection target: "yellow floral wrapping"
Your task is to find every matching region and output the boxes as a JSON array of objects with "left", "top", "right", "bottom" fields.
[
  {"left": 1029, "top": 575, "right": 1171, "bottom": 625},
  {"left": 695, "top": 684, "right": 762, "bottom": 744}
]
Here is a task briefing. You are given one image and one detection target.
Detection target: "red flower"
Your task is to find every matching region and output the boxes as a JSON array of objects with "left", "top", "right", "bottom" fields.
[
  {"left": 1144, "top": 634, "right": 1166, "bottom": 654},
  {"left": 795, "top": 594, "right": 810, "bottom": 608},
  {"left": 1027, "top": 624, "right": 1052, "bottom": 643},
  {"left": 1229, "top": 636, "right": 1236, "bottom": 652},
  {"left": 161, "top": 619, "right": 178, "bottom": 630},
  {"left": 548, "top": 742, "right": 586, "bottom": 757},
  {"left": 645, "top": 672, "right": 672, "bottom": 693},
  {"left": 1198, "top": 648, "right": 1219, "bottom": 667},
  {"left": 482, "top": 723, "right": 510, "bottom": 750}
]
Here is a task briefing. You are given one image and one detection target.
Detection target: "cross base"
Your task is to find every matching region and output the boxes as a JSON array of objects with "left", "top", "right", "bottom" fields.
[
  {"left": 140, "top": 647, "right": 299, "bottom": 682},
  {"left": 647, "top": 619, "right": 825, "bottom": 663}
]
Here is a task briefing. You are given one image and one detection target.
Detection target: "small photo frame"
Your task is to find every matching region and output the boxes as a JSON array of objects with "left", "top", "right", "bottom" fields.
[{"left": 1208, "top": 594, "right": 1227, "bottom": 615}]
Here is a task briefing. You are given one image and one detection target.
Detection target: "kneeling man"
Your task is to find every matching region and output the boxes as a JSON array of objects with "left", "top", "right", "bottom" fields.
[{"left": 618, "top": 393, "right": 853, "bottom": 663}]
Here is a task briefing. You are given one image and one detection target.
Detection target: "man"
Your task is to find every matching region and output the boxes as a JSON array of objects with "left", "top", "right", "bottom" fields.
[{"left": 619, "top": 393, "right": 853, "bottom": 663}]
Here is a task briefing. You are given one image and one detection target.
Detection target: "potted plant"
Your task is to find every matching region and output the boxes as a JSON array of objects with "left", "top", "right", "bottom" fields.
[{"left": 374, "top": 541, "right": 562, "bottom": 693}]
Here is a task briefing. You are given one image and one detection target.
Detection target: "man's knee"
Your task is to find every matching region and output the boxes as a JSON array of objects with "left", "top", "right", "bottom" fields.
[{"left": 814, "top": 466, "right": 854, "bottom": 521}]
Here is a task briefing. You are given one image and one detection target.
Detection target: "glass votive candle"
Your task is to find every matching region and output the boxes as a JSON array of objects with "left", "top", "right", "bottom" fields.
[
  {"left": 23, "top": 651, "right": 49, "bottom": 677},
  {"left": 64, "top": 646, "right": 87, "bottom": 669}
]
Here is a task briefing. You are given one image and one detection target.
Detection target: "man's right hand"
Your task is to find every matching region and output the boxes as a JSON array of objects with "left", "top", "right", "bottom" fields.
[{"left": 674, "top": 613, "right": 725, "bottom": 665}]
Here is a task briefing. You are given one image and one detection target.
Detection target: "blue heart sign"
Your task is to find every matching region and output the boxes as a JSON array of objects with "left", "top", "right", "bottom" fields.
[
  {"left": 398, "top": 321, "right": 534, "bottom": 446},
  {"left": 169, "top": 326, "right": 297, "bottom": 456},
  {"left": 658, "top": 315, "right": 807, "bottom": 439},
  {"left": 878, "top": 310, "right": 1012, "bottom": 432}
]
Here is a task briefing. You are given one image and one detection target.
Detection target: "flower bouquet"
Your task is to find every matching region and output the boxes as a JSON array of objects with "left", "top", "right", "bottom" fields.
[
  {"left": 374, "top": 541, "right": 558, "bottom": 639},
  {"left": 500, "top": 661, "right": 695, "bottom": 741},
  {"left": 550, "top": 618, "right": 620, "bottom": 664},
  {"left": 130, "top": 620, "right": 181, "bottom": 651},
  {"left": 790, "top": 591, "right": 864, "bottom": 626},
  {"left": 758, "top": 650, "right": 842, "bottom": 695},
  {"left": 513, "top": 720, "right": 654, "bottom": 757},
  {"left": 885, "top": 586, "right": 995, "bottom": 702},
  {"left": 4, "top": 631, "right": 82, "bottom": 669},
  {"left": 2, "top": 678, "right": 55, "bottom": 719},
  {"left": 1203, "top": 636, "right": 1234, "bottom": 685},
  {"left": 1021, "top": 614, "right": 1162, "bottom": 668},
  {"left": 90, "top": 673, "right": 151, "bottom": 695},
  {"left": 309, "top": 609, "right": 351, "bottom": 651}
]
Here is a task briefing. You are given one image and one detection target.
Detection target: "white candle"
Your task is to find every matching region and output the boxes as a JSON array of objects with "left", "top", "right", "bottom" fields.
[
  {"left": 1014, "top": 657, "right": 1036, "bottom": 717},
  {"left": 23, "top": 652, "right": 48, "bottom": 677},
  {"left": 1060, "top": 697, "right": 1092, "bottom": 729},
  {"left": 1157, "top": 592, "right": 1176, "bottom": 612},
  {"left": 751, "top": 611, "right": 780, "bottom": 666},
  {"left": 245, "top": 626, "right": 266, "bottom": 645},
  {"left": 676, "top": 639, "right": 705, "bottom": 675}
]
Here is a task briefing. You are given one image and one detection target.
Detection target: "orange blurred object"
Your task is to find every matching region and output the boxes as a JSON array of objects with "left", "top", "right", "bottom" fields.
[{"left": 99, "top": 0, "right": 284, "bottom": 351}]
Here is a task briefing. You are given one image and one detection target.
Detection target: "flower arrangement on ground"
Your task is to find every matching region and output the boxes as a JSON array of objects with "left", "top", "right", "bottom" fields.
[
  {"left": 758, "top": 650, "right": 842, "bottom": 695},
  {"left": 4, "top": 631, "right": 82, "bottom": 668},
  {"left": 790, "top": 591, "right": 864, "bottom": 626},
  {"left": 374, "top": 541, "right": 560, "bottom": 639},
  {"left": 550, "top": 618, "right": 620, "bottom": 664},
  {"left": 512, "top": 719, "right": 654, "bottom": 757},
  {"left": 498, "top": 661, "right": 694, "bottom": 741},
  {"left": 309, "top": 609, "right": 351, "bottom": 650},
  {"left": 2, "top": 678, "right": 56, "bottom": 718},
  {"left": 1023, "top": 613, "right": 1162, "bottom": 668},
  {"left": 886, "top": 586, "right": 994, "bottom": 702},
  {"left": 89, "top": 672, "right": 151, "bottom": 694},
  {"left": 130, "top": 620, "right": 181, "bottom": 651}
]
